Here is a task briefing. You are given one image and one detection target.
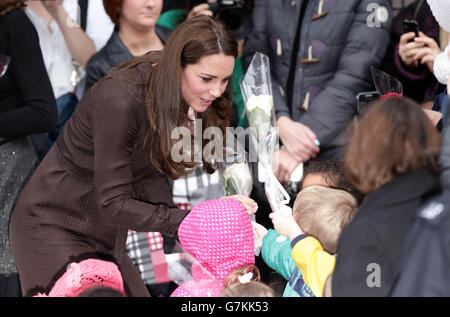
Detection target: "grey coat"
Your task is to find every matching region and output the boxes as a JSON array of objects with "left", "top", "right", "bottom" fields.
[{"left": 243, "top": 0, "right": 392, "bottom": 156}]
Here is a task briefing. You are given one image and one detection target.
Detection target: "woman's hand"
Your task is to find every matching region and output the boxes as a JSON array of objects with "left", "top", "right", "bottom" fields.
[
  {"left": 187, "top": 3, "right": 214, "bottom": 19},
  {"left": 220, "top": 195, "right": 258, "bottom": 215},
  {"left": 40, "top": 0, "right": 95, "bottom": 68},
  {"left": 41, "top": 0, "right": 65, "bottom": 20},
  {"left": 269, "top": 212, "right": 304, "bottom": 240},
  {"left": 398, "top": 32, "right": 424, "bottom": 69},
  {"left": 413, "top": 32, "right": 442, "bottom": 74},
  {"left": 277, "top": 116, "right": 319, "bottom": 163},
  {"left": 272, "top": 149, "right": 301, "bottom": 185}
]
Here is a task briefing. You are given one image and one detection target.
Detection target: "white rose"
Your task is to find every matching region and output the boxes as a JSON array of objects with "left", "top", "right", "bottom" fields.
[
  {"left": 223, "top": 163, "right": 252, "bottom": 196},
  {"left": 246, "top": 94, "right": 274, "bottom": 117}
]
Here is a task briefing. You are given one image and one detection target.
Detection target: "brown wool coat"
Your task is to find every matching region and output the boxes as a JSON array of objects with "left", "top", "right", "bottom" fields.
[{"left": 9, "top": 61, "right": 189, "bottom": 297}]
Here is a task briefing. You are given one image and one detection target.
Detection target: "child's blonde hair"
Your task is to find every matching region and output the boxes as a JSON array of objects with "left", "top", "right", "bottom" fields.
[
  {"left": 293, "top": 185, "right": 358, "bottom": 254},
  {"left": 221, "top": 265, "right": 275, "bottom": 297}
]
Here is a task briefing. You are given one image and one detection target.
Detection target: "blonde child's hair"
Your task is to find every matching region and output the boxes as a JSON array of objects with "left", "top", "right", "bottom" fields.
[
  {"left": 293, "top": 185, "right": 358, "bottom": 254},
  {"left": 221, "top": 265, "right": 275, "bottom": 297}
]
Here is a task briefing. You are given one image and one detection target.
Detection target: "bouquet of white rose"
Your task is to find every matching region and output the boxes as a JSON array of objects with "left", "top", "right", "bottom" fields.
[
  {"left": 222, "top": 162, "right": 252, "bottom": 196},
  {"left": 219, "top": 142, "right": 252, "bottom": 197},
  {"left": 218, "top": 144, "right": 264, "bottom": 254},
  {"left": 241, "top": 53, "right": 295, "bottom": 243},
  {"left": 246, "top": 94, "right": 274, "bottom": 138},
  {"left": 240, "top": 52, "right": 277, "bottom": 183}
]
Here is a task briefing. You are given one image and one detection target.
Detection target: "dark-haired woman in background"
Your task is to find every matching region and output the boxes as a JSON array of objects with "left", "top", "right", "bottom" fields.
[
  {"left": 381, "top": 0, "right": 445, "bottom": 106},
  {"left": 332, "top": 96, "right": 441, "bottom": 296},
  {"left": 0, "top": 0, "right": 57, "bottom": 296},
  {"left": 9, "top": 15, "right": 256, "bottom": 297}
]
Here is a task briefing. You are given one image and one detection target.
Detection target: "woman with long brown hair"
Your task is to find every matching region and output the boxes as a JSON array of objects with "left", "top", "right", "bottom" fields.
[
  {"left": 332, "top": 96, "right": 442, "bottom": 296},
  {"left": 9, "top": 15, "right": 255, "bottom": 297}
]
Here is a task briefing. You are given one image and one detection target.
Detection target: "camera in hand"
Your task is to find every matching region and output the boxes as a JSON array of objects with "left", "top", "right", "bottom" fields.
[{"left": 208, "top": 0, "right": 253, "bottom": 40}]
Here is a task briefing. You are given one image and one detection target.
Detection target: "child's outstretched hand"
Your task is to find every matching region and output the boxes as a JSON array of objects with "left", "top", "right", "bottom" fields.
[
  {"left": 252, "top": 222, "right": 268, "bottom": 249},
  {"left": 269, "top": 212, "right": 304, "bottom": 240},
  {"left": 221, "top": 195, "right": 258, "bottom": 216}
]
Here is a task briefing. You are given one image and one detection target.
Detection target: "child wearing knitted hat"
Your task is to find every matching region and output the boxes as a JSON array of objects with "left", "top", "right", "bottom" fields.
[
  {"left": 254, "top": 185, "right": 358, "bottom": 297},
  {"left": 170, "top": 198, "right": 274, "bottom": 297},
  {"left": 33, "top": 259, "right": 125, "bottom": 297}
]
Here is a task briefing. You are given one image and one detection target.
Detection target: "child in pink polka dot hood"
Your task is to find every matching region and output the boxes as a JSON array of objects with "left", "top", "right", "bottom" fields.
[{"left": 170, "top": 198, "right": 256, "bottom": 297}]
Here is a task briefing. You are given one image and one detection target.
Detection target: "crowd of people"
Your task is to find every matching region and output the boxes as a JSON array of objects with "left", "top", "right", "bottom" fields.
[{"left": 0, "top": 0, "right": 449, "bottom": 298}]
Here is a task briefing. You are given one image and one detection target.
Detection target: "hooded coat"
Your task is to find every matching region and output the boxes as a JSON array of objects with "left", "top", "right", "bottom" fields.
[{"left": 170, "top": 199, "right": 255, "bottom": 297}]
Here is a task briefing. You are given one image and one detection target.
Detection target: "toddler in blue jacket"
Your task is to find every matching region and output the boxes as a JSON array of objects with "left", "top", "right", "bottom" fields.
[{"left": 254, "top": 185, "right": 357, "bottom": 297}]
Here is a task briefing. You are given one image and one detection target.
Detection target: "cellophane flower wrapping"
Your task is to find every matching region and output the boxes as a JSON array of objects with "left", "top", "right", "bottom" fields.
[
  {"left": 218, "top": 144, "right": 262, "bottom": 255},
  {"left": 240, "top": 52, "right": 292, "bottom": 245},
  {"left": 240, "top": 52, "right": 277, "bottom": 183},
  {"left": 220, "top": 143, "right": 252, "bottom": 197}
]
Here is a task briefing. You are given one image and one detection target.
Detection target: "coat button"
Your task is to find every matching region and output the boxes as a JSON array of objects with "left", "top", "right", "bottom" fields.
[
  {"left": 312, "top": 11, "right": 328, "bottom": 21},
  {"left": 291, "top": 1, "right": 296, "bottom": 7},
  {"left": 301, "top": 58, "right": 320, "bottom": 64},
  {"left": 276, "top": 39, "right": 282, "bottom": 56}
]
